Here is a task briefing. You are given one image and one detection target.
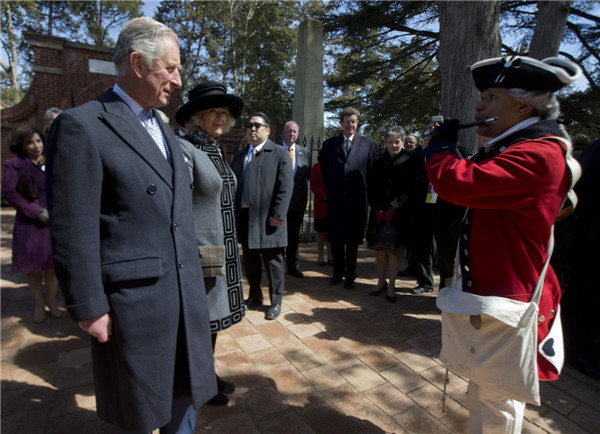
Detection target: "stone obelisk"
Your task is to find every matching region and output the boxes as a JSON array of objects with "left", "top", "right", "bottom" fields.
[{"left": 292, "top": 18, "right": 324, "bottom": 160}]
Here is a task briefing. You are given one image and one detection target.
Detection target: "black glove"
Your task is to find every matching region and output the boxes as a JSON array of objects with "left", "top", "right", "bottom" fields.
[
  {"left": 423, "top": 119, "right": 459, "bottom": 162},
  {"left": 431, "top": 119, "right": 459, "bottom": 146},
  {"left": 36, "top": 208, "right": 49, "bottom": 225}
]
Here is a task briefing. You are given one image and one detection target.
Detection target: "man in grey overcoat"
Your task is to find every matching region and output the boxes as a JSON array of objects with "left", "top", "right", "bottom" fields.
[
  {"left": 231, "top": 112, "right": 293, "bottom": 320},
  {"left": 45, "top": 17, "right": 216, "bottom": 433}
]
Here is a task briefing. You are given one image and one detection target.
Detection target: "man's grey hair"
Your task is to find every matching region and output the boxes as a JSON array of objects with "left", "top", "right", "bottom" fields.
[
  {"left": 384, "top": 126, "right": 406, "bottom": 141},
  {"left": 44, "top": 107, "right": 62, "bottom": 126},
  {"left": 508, "top": 88, "right": 560, "bottom": 120},
  {"left": 113, "top": 17, "right": 178, "bottom": 75}
]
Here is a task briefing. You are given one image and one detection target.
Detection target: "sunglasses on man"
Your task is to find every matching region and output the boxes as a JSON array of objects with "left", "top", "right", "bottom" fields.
[{"left": 246, "top": 122, "right": 268, "bottom": 130}]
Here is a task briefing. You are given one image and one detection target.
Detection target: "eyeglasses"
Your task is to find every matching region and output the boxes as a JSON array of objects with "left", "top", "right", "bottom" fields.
[{"left": 246, "top": 122, "right": 268, "bottom": 130}]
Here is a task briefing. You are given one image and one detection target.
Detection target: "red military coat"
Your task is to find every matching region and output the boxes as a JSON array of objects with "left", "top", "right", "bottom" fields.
[{"left": 425, "top": 120, "right": 570, "bottom": 380}]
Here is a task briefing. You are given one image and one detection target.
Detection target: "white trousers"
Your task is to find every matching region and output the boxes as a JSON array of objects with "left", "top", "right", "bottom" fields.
[{"left": 468, "top": 381, "right": 526, "bottom": 433}]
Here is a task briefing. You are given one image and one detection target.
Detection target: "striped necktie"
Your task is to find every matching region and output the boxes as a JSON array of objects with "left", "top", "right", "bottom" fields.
[{"left": 139, "top": 109, "right": 169, "bottom": 161}]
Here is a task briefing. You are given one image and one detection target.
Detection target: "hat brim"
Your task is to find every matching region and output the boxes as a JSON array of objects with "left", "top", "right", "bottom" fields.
[
  {"left": 471, "top": 56, "right": 581, "bottom": 93},
  {"left": 176, "top": 93, "right": 244, "bottom": 126}
]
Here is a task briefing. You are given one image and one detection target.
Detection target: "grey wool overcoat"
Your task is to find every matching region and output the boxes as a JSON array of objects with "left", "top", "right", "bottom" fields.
[
  {"left": 231, "top": 140, "right": 293, "bottom": 249},
  {"left": 45, "top": 89, "right": 217, "bottom": 432}
]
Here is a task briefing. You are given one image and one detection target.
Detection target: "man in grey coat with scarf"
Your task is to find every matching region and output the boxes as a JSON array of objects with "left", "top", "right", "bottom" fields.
[{"left": 231, "top": 112, "right": 293, "bottom": 320}]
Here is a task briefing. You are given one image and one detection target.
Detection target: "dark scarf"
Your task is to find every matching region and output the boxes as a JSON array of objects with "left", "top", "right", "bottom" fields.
[{"left": 185, "top": 129, "right": 219, "bottom": 149}]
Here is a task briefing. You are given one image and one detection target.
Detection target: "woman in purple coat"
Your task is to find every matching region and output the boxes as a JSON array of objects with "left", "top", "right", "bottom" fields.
[{"left": 2, "top": 124, "right": 60, "bottom": 323}]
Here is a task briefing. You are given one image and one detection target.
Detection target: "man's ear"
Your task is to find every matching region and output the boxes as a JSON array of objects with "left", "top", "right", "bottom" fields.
[
  {"left": 517, "top": 102, "right": 535, "bottom": 117},
  {"left": 130, "top": 52, "right": 145, "bottom": 78}
]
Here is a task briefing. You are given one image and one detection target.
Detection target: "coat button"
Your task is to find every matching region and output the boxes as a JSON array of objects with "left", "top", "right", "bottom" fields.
[
  {"left": 147, "top": 184, "right": 157, "bottom": 195},
  {"left": 538, "top": 315, "right": 546, "bottom": 323},
  {"left": 190, "top": 182, "right": 194, "bottom": 190},
  {"left": 178, "top": 260, "right": 183, "bottom": 269},
  {"left": 173, "top": 223, "right": 178, "bottom": 231}
]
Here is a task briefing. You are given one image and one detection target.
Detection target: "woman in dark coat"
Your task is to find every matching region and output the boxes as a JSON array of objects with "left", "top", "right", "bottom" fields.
[
  {"left": 2, "top": 124, "right": 60, "bottom": 322},
  {"left": 176, "top": 81, "right": 245, "bottom": 406},
  {"left": 367, "top": 126, "right": 418, "bottom": 302}
]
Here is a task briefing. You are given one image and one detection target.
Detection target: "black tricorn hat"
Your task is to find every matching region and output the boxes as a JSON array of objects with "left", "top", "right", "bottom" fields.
[
  {"left": 471, "top": 56, "right": 581, "bottom": 93},
  {"left": 176, "top": 81, "right": 244, "bottom": 126}
]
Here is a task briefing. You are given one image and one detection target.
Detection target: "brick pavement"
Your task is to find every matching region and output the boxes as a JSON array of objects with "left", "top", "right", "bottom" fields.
[{"left": 2, "top": 207, "right": 599, "bottom": 433}]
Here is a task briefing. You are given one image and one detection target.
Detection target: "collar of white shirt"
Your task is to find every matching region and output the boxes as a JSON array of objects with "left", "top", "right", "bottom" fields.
[
  {"left": 484, "top": 116, "right": 541, "bottom": 148},
  {"left": 113, "top": 83, "right": 146, "bottom": 118},
  {"left": 248, "top": 141, "right": 266, "bottom": 157}
]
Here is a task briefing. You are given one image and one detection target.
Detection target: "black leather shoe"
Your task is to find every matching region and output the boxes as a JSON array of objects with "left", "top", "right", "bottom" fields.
[
  {"left": 329, "top": 276, "right": 342, "bottom": 285},
  {"left": 344, "top": 279, "right": 355, "bottom": 289},
  {"left": 288, "top": 269, "right": 304, "bottom": 278},
  {"left": 386, "top": 294, "right": 397, "bottom": 303},
  {"left": 245, "top": 298, "right": 263, "bottom": 309},
  {"left": 217, "top": 375, "right": 235, "bottom": 395},
  {"left": 206, "top": 392, "right": 229, "bottom": 406},
  {"left": 412, "top": 286, "right": 434, "bottom": 295},
  {"left": 317, "top": 260, "right": 327, "bottom": 267},
  {"left": 266, "top": 304, "right": 281, "bottom": 320}
]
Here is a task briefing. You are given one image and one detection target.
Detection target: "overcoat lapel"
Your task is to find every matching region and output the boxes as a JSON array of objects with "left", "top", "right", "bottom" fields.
[
  {"left": 99, "top": 91, "right": 174, "bottom": 189},
  {"left": 335, "top": 135, "right": 347, "bottom": 161}
]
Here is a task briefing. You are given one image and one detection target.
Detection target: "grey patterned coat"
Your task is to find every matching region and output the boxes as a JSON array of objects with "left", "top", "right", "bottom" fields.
[{"left": 178, "top": 131, "right": 245, "bottom": 332}]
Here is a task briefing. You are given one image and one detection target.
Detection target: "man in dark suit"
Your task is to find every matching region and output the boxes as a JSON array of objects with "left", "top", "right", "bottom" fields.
[
  {"left": 45, "top": 17, "right": 216, "bottom": 433},
  {"left": 231, "top": 112, "right": 293, "bottom": 320},
  {"left": 319, "top": 107, "right": 376, "bottom": 289},
  {"left": 281, "top": 120, "right": 312, "bottom": 278}
]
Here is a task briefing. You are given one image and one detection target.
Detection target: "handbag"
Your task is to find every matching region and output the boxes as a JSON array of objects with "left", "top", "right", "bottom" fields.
[
  {"left": 437, "top": 222, "right": 559, "bottom": 406},
  {"left": 198, "top": 245, "right": 226, "bottom": 277},
  {"left": 16, "top": 176, "right": 39, "bottom": 203},
  {"left": 367, "top": 223, "right": 397, "bottom": 251}
]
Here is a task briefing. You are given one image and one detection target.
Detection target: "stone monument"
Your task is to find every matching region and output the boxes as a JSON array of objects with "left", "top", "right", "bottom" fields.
[{"left": 292, "top": 18, "right": 324, "bottom": 159}]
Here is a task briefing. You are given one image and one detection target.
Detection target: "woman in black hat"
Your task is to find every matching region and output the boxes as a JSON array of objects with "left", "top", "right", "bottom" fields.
[{"left": 176, "top": 81, "right": 244, "bottom": 406}]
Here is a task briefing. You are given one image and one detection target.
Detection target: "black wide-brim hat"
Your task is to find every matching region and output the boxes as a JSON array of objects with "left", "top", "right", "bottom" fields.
[
  {"left": 176, "top": 81, "right": 244, "bottom": 126},
  {"left": 471, "top": 56, "right": 581, "bottom": 92}
]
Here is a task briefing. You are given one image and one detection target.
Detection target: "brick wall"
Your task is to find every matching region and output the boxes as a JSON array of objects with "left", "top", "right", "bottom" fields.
[{"left": 1, "top": 32, "right": 182, "bottom": 170}]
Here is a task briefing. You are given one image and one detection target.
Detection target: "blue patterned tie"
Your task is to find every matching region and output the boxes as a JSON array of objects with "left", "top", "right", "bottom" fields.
[{"left": 139, "top": 109, "right": 169, "bottom": 161}]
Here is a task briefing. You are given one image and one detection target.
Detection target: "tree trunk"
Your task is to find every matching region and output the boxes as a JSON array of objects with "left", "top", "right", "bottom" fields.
[
  {"left": 529, "top": 1, "right": 571, "bottom": 59},
  {"left": 5, "top": 2, "right": 20, "bottom": 90},
  {"left": 437, "top": 1, "right": 502, "bottom": 155}
]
